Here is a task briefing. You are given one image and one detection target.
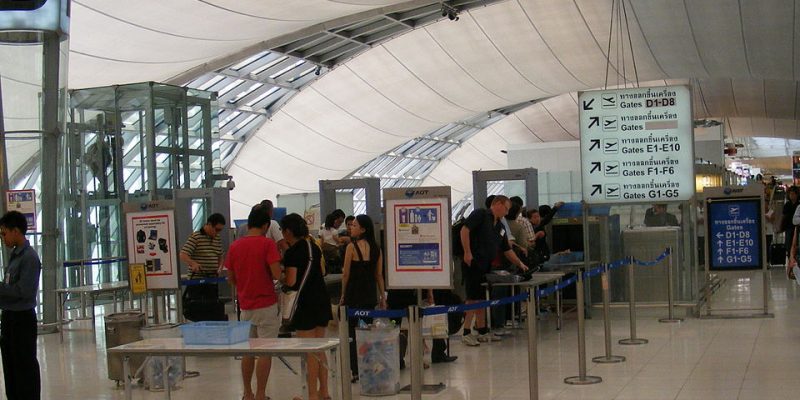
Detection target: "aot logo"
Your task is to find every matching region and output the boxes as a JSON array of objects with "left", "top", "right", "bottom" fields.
[
  {"left": 490, "top": 300, "right": 500, "bottom": 306},
  {"left": 723, "top": 187, "right": 744, "bottom": 195},
  {"left": 353, "top": 310, "right": 371, "bottom": 317},
  {"left": 447, "top": 306, "right": 459, "bottom": 313},
  {"left": 404, "top": 189, "right": 430, "bottom": 198}
]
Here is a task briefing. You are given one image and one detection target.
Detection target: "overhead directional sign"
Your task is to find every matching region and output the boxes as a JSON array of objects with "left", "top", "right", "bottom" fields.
[
  {"left": 579, "top": 85, "right": 695, "bottom": 204},
  {"left": 706, "top": 198, "right": 762, "bottom": 270}
]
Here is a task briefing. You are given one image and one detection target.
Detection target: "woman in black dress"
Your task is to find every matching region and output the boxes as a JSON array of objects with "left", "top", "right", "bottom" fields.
[
  {"left": 339, "top": 214, "right": 386, "bottom": 380},
  {"left": 281, "top": 213, "right": 332, "bottom": 400}
]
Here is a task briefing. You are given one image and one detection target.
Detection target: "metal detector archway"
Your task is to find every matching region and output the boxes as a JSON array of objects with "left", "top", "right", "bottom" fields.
[
  {"left": 319, "top": 178, "right": 382, "bottom": 225},
  {"left": 472, "top": 168, "right": 539, "bottom": 209}
]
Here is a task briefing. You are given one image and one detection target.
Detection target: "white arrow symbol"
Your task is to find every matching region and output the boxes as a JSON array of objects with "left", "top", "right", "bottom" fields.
[
  {"left": 718, "top": 256, "right": 723, "bottom": 262},
  {"left": 716, "top": 232, "right": 724, "bottom": 239},
  {"left": 717, "top": 240, "right": 723, "bottom": 247}
]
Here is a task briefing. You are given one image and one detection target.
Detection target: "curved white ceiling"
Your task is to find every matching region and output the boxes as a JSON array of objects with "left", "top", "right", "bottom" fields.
[
  {"left": 5, "top": 0, "right": 800, "bottom": 217},
  {"left": 228, "top": 0, "right": 800, "bottom": 216},
  {"left": 67, "top": 0, "right": 412, "bottom": 88}
]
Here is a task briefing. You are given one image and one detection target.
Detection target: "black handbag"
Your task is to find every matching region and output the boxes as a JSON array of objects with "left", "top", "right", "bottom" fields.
[{"left": 182, "top": 283, "right": 227, "bottom": 321}]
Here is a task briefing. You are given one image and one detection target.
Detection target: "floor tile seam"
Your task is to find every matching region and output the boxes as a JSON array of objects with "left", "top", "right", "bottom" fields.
[
  {"left": 736, "top": 319, "right": 763, "bottom": 397},
  {"left": 661, "top": 319, "right": 723, "bottom": 396},
  {"left": 611, "top": 324, "right": 674, "bottom": 397}
]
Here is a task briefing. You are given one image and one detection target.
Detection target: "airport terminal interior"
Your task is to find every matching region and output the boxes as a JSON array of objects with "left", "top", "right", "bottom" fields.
[{"left": 2, "top": 1, "right": 800, "bottom": 399}]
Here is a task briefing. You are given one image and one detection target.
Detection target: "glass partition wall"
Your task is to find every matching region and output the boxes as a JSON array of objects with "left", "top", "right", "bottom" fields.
[{"left": 64, "top": 83, "right": 219, "bottom": 287}]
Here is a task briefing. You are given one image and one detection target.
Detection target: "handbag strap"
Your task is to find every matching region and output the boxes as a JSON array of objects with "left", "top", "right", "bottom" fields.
[{"left": 295, "top": 239, "right": 314, "bottom": 295}]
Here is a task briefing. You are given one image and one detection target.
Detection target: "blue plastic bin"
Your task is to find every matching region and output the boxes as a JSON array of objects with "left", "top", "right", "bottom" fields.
[{"left": 180, "top": 321, "right": 251, "bottom": 345}]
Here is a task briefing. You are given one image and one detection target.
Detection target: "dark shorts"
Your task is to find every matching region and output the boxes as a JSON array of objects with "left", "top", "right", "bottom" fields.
[{"left": 462, "top": 260, "right": 490, "bottom": 301}]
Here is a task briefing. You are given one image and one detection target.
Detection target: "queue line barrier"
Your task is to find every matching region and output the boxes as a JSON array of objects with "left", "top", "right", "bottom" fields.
[{"left": 341, "top": 248, "right": 675, "bottom": 400}]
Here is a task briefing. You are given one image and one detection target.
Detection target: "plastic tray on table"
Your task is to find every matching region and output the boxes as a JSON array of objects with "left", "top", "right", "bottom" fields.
[{"left": 180, "top": 321, "right": 251, "bottom": 345}]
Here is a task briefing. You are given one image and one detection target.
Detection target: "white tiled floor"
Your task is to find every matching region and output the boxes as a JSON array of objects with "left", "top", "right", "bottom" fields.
[{"left": 17, "top": 268, "right": 800, "bottom": 399}]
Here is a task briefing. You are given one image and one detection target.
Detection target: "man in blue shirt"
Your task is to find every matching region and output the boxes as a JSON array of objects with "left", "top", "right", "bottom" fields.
[{"left": 0, "top": 211, "right": 41, "bottom": 400}]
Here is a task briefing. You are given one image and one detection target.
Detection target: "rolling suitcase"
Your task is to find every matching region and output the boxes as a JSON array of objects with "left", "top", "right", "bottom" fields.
[{"left": 770, "top": 243, "right": 786, "bottom": 266}]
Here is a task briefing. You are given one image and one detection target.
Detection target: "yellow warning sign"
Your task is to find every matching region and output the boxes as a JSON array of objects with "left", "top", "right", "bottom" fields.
[{"left": 129, "top": 263, "right": 147, "bottom": 294}]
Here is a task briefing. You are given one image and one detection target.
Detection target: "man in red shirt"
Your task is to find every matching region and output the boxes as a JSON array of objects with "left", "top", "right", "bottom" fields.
[{"left": 226, "top": 208, "right": 282, "bottom": 400}]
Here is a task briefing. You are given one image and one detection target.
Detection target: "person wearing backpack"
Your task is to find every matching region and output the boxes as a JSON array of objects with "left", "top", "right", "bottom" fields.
[{"left": 459, "top": 195, "right": 529, "bottom": 346}]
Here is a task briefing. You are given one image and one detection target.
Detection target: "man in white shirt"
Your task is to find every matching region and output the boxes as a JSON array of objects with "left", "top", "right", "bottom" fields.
[{"left": 236, "top": 200, "right": 287, "bottom": 252}]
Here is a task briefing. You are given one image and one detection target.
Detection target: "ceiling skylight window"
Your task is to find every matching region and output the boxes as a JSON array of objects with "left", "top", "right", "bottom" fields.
[
  {"left": 196, "top": 75, "right": 225, "bottom": 91},
  {"left": 270, "top": 60, "right": 306, "bottom": 79},
  {"left": 230, "top": 51, "right": 269, "bottom": 71},
  {"left": 233, "top": 114, "right": 258, "bottom": 132},
  {"left": 218, "top": 79, "right": 245, "bottom": 97},
  {"left": 245, "top": 87, "right": 280, "bottom": 107},
  {"left": 252, "top": 56, "right": 288, "bottom": 75},
  {"left": 220, "top": 111, "right": 242, "bottom": 128},
  {"left": 289, "top": 66, "right": 318, "bottom": 82},
  {"left": 228, "top": 83, "right": 264, "bottom": 104}
]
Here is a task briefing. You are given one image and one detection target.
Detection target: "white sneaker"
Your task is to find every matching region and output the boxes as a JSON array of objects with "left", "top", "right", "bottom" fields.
[
  {"left": 461, "top": 334, "right": 480, "bottom": 347},
  {"left": 477, "top": 332, "right": 502, "bottom": 342},
  {"left": 493, "top": 328, "right": 511, "bottom": 336}
]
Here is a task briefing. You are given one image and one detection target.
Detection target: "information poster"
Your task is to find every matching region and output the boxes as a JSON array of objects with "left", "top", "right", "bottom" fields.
[
  {"left": 125, "top": 209, "right": 178, "bottom": 289},
  {"left": 6, "top": 189, "right": 36, "bottom": 231},
  {"left": 707, "top": 198, "right": 762, "bottom": 270},
  {"left": 384, "top": 187, "right": 452, "bottom": 289},
  {"left": 395, "top": 204, "right": 442, "bottom": 270}
]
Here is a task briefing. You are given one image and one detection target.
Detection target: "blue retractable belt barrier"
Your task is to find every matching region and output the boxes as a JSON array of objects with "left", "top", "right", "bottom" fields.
[
  {"left": 584, "top": 266, "right": 604, "bottom": 279},
  {"left": 345, "top": 249, "right": 672, "bottom": 318},
  {"left": 63, "top": 257, "right": 127, "bottom": 267},
  {"left": 346, "top": 308, "right": 408, "bottom": 319},
  {"left": 421, "top": 292, "right": 530, "bottom": 316},
  {"left": 536, "top": 275, "right": 578, "bottom": 299},
  {"left": 181, "top": 276, "right": 228, "bottom": 286},
  {"left": 633, "top": 249, "right": 670, "bottom": 266}
]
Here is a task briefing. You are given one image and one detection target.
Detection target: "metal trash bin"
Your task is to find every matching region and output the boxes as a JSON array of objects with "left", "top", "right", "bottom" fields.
[
  {"left": 141, "top": 324, "right": 185, "bottom": 391},
  {"left": 105, "top": 312, "right": 145, "bottom": 382}
]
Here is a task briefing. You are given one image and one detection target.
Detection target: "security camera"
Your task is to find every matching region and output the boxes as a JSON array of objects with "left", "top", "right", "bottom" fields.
[{"left": 226, "top": 178, "right": 236, "bottom": 190}]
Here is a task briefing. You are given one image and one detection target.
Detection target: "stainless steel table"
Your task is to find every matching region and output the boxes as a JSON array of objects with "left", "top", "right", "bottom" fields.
[
  {"left": 483, "top": 272, "right": 566, "bottom": 330},
  {"left": 56, "top": 280, "right": 131, "bottom": 342},
  {"left": 108, "top": 338, "right": 342, "bottom": 400}
]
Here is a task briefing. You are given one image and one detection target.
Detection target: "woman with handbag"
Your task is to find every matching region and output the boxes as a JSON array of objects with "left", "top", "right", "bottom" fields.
[
  {"left": 280, "top": 213, "right": 333, "bottom": 400},
  {"left": 339, "top": 214, "right": 386, "bottom": 381}
]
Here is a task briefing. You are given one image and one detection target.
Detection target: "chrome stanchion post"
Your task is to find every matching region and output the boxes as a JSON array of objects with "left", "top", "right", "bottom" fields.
[
  {"left": 409, "top": 305, "right": 422, "bottom": 400},
  {"left": 527, "top": 290, "right": 539, "bottom": 400},
  {"left": 659, "top": 248, "right": 683, "bottom": 323},
  {"left": 123, "top": 355, "right": 132, "bottom": 400},
  {"left": 564, "top": 270, "right": 602, "bottom": 385},
  {"left": 593, "top": 264, "right": 625, "bottom": 363},
  {"left": 337, "top": 306, "right": 352, "bottom": 400},
  {"left": 619, "top": 258, "right": 648, "bottom": 345},
  {"left": 77, "top": 261, "right": 88, "bottom": 320}
]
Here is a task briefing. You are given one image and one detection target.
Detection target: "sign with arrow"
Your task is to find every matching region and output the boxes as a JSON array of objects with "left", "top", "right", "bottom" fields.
[
  {"left": 579, "top": 85, "right": 694, "bottom": 204},
  {"left": 706, "top": 198, "right": 762, "bottom": 270}
]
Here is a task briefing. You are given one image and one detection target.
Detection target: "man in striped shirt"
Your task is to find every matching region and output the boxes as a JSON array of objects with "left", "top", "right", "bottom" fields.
[
  {"left": 181, "top": 213, "right": 226, "bottom": 278},
  {"left": 180, "top": 213, "right": 227, "bottom": 321}
]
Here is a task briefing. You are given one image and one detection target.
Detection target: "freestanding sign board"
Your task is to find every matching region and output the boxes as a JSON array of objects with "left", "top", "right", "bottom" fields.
[
  {"left": 6, "top": 189, "right": 36, "bottom": 231},
  {"left": 579, "top": 85, "right": 694, "bottom": 203},
  {"left": 701, "top": 185, "right": 771, "bottom": 318},
  {"left": 123, "top": 201, "right": 179, "bottom": 290},
  {"left": 706, "top": 199, "right": 762, "bottom": 270},
  {"left": 384, "top": 187, "right": 452, "bottom": 289}
]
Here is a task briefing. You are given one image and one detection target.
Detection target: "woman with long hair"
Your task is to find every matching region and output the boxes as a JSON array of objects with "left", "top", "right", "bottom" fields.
[
  {"left": 281, "top": 213, "right": 333, "bottom": 400},
  {"left": 339, "top": 214, "right": 386, "bottom": 381}
]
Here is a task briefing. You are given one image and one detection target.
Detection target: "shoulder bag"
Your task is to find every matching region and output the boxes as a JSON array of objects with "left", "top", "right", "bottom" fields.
[{"left": 280, "top": 239, "right": 314, "bottom": 324}]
